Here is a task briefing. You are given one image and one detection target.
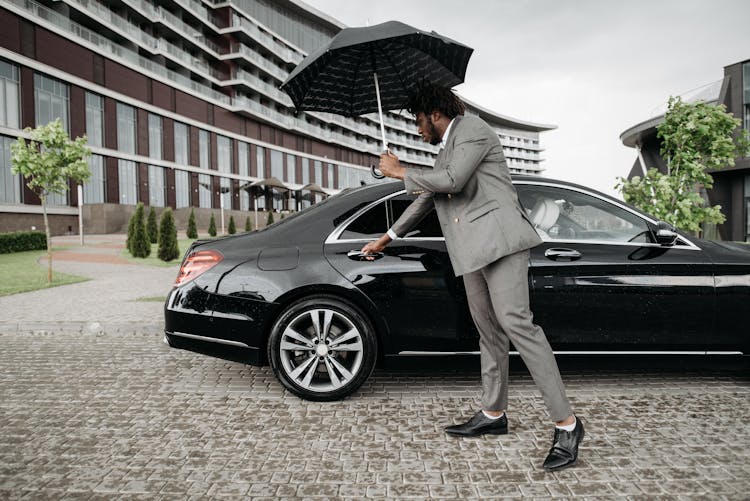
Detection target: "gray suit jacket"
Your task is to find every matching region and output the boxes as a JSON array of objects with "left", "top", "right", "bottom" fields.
[{"left": 390, "top": 114, "right": 542, "bottom": 276}]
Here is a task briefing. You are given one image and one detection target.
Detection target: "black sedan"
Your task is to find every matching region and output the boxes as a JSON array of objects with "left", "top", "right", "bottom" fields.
[{"left": 164, "top": 176, "right": 749, "bottom": 400}]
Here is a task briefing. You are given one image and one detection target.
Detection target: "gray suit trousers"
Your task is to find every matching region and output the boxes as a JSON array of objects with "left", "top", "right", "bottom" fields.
[{"left": 462, "top": 249, "right": 572, "bottom": 422}]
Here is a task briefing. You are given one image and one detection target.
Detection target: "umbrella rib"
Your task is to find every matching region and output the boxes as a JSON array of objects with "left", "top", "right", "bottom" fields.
[{"left": 349, "top": 52, "right": 364, "bottom": 117}]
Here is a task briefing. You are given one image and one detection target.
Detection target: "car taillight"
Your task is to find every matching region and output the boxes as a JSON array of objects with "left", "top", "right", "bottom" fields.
[{"left": 174, "top": 249, "right": 223, "bottom": 287}]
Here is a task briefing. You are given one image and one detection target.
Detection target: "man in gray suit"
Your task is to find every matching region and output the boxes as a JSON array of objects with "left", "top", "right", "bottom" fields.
[{"left": 361, "top": 84, "right": 584, "bottom": 471}]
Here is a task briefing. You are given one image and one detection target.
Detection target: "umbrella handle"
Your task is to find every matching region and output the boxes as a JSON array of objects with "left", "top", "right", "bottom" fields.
[{"left": 371, "top": 165, "right": 385, "bottom": 179}]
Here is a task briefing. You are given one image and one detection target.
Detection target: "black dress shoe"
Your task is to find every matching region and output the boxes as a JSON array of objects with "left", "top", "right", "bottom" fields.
[
  {"left": 543, "top": 417, "right": 584, "bottom": 471},
  {"left": 445, "top": 411, "right": 508, "bottom": 437}
]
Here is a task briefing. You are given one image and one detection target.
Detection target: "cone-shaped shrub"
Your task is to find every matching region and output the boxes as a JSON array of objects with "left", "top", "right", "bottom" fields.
[
  {"left": 186, "top": 208, "right": 198, "bottom": 239},
  {"left": 228, "top": 215, "right": 236, "bottom": 234},
  {"left": 208, "top": 213, "right": 217, "bottom": 237},
  {"left": 126, "top": 209, "right": 136, "bottom": 254},
  {"left": 130, "top": 202, "right": 151, "bottom": 258},
  {"left": 157, "top": 208, "right": 180, "bottom": 261},
  {"left": 245, "top": 216, "right": 252, "bottom": 232},
  {"left": 147, "top": 206, "right": 158, "bottom": 244},
  {"left": 266, "top": 212, "right": 274, "bottom": 226}
]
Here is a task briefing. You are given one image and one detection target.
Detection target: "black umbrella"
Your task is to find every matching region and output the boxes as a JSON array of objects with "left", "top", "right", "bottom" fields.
[{"left": 280, "top": 20, "right": 473, "bottom": 152}]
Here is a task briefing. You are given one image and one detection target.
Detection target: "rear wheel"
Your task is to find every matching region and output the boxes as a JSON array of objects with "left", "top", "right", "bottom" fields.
[{"left": 267, "top": 295, "right": 377, "bottom": 401}]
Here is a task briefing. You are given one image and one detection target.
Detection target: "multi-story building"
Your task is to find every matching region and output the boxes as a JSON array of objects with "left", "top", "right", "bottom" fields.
[
  {"left": 0, "top": 0, "right": 554, "bottom": 235},
  {"left": 620, "top": 58, "right": 750, "bottom": 241}
]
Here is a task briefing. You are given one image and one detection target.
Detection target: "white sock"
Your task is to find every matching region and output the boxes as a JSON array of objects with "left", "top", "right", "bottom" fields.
[
  {"left": 555, "top": 417, "right": 577, "bottom": 432},
  {"left": 482, "top": 410, "right": 505, "bottom": 420}
]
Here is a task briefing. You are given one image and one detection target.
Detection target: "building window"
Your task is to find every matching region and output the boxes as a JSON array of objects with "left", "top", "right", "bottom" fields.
[
  {"left": 238, "top": 142, "right": 249, "bottom": 211},
  {"left": 85, "top": 92, "right": 104, "bottom": 147},
  {"left": 287, "top": 154, "right": 296, "bottom": 184},
  {"left": 198, "top": 173, "right": 211, "bottom": 208},
  {"left": 314, "top": 160, "right": 322, "bottom": 185},
  {"left": 199, "top": 129, "right": 210, "bottom": 170},
  {"left": 0, "top": 135, "right": 21, "bottom": 204},
  {"left": 0, "top": 60, "right": 20, "bottom": 129},
  {"left": 148, "top": 113, "right": 162, "bottom": 160},
  {"left": 175, "top": 170, "right": 190, "bottom": 209},
  {"left": 217, "top": 135, "right": 232, "bottom": 209},
  {"left": 255, "top": 146, "right": 265, "bottom": 210},
  {"left": 174, "top": 122, "right": 189, "bottom": 166},
  {"left": 117, "top": 103, "right": 136, "bottom": 154},
  {"left": 327, "top": 163, "right": 335, "bottom": 188},
  {"left": 270, "top": 149, "right": 283, "bottom": 180},
  {"left": 148, "top": 165, "right": 165, "bottom": 207},
  {"left": 743, "top": 62, "right": 750, "bottom": 132},
  {"left": 745, "top": 175, "right": 750, "bottom": 242},
  {"left": 118, "top": 159, "right": 137, "bottom": 205},
  {"left": 34, "top": 73, "right": 69, "bottom": 132},
  {"left": 83, "top": 154, "right": 105, "bottom": 204},
  {"left": 301, "top": 158, "right": 310, "bottom": 185}
]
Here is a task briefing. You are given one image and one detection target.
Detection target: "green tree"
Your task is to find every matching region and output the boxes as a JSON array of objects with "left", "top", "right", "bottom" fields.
[
  {"left": 10, "top": 119, "right": 91, "bottom": 283},
  {"left": 146, "top": 206, "right": 158, "bottom": 244},
  {"left": 129, "top": 203, "right": 151, "bottom": 258},
  {"left": 616, "top": 97, "right": 750, "bottom": 234},
  {"left": 245, "top": 216, "right": 252, "bottom": 232},
  {"left": 266, "top": 212, "right": 274, "bottom": 226},
  {"left": 208, "top": 213, "right": 217, "bottom": 237},
  {"left": 228, "top": 215, "right": 237, "bottom": 234},
  {"left": 157, "top": 208, "right": 180, "bottom": 261},
  {"left": 126, "top": 210, "right": 136, "bottom": 254},
  {"left": 186, "top": 208, "right": 198, "bottom": 239}
]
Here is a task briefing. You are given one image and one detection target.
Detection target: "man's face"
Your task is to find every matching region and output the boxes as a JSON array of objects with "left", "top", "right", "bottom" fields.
[{"left": 415, "top": 112, "right": 441, "bottom": 146}]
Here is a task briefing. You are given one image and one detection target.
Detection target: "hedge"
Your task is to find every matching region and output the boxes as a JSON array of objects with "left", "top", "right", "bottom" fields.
[{"left": 0, "top": 231, "right": 47, "bottom": 254}]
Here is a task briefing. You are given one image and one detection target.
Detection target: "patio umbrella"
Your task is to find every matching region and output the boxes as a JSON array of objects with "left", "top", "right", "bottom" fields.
[{"left": 280, "top": 20, "right": 473, "bottom": 153}]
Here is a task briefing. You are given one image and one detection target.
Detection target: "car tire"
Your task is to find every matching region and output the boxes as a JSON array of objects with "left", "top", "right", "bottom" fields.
[{"left": 267, "top": 295, "right": 377, "bottom": 401}]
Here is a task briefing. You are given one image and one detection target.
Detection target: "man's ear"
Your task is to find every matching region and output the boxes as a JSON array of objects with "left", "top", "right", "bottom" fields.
[{"left": 430, "top": 110, "right": 442, "bottom": 123}]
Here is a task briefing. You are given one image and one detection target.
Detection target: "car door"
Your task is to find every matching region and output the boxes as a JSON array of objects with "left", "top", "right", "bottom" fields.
[
  {"left": 324, "top": 190, "right": 474, "bottom": 354},
  {"left": 516, "top": 182, "right": 714, "bottom": 352}
]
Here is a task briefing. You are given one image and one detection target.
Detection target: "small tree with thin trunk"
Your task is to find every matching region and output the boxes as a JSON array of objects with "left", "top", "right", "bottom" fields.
[
  {"left": 208, "top": 213, "right": 217, "bottom": 237},
  {"left": 186, "top": 208, "right": 198, "bottom": 239},
  {"left": 10, "top": 119, "right": 91, "bottom": 283},
  {"left": 147, "top": 206, "right": 158, "bottom": 244},
  {"left": 616, "top": 97, "right": 750, "bottom": 234},
  {"left": 157, "top": 208, "right": 180, "bottom": 261}
]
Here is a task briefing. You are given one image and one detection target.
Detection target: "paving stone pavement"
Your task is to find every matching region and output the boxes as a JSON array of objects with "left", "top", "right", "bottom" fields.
[{"left": 1, "top": 235, "right": 749, "bottom": 499}]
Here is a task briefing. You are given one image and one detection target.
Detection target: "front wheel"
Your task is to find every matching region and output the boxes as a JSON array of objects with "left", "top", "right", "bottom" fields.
[{"left": 267, "top": 295, "right": 377, "bottom": 401}]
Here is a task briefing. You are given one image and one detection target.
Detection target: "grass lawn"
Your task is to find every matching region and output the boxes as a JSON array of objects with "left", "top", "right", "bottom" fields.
[
  {"left": 121, "top": 238, "right": 199, "bottom": 267},
  {"left": 0, "top": 250, "right": 88, "bottom": 297}
]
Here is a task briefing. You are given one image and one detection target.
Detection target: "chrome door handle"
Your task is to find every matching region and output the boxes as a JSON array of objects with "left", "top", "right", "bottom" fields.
[
  {"left": 544, "top": 248, "right": 582, "bottom": 261},
  {"left": 347, "top": 250, "right": 384, "bottom": 261}
]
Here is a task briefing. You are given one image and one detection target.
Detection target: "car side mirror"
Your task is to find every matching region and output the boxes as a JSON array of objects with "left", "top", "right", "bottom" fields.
[{"left": 654, "top": 221, "right": 678, "bottom": 246}]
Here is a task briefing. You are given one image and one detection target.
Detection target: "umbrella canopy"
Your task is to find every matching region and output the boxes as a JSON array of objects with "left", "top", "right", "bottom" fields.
[{"left": 280, "top": 20, "right": 473, "bottom": 118}]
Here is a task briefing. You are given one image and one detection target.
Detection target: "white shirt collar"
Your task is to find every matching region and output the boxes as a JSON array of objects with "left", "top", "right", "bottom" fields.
[{"left": 440, "top": 118, "right": 456, "bottom": 149}]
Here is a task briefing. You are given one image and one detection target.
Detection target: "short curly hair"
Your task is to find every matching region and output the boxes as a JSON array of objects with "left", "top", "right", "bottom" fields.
[{"left": 405, "top": 83, "right": 465, "bottom": 119}]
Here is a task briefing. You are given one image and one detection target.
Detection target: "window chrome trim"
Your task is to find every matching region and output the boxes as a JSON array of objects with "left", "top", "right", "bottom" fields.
[{"left": 326, "top": 184, "right": 702, "bottom": 251}]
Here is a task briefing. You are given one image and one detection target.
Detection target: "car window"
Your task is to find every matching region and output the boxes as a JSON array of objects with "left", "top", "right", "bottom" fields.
[
  {"left": 389, "top": 194, "right": 443, "bottom": 238},
  {"left": 339, "top": 201, "right": 388, "bottom": 239},
  {"left": 516, "top": 184, "right": 655, "bottom": 243}
]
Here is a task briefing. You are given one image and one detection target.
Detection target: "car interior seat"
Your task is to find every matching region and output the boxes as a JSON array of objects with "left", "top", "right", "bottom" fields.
[{"left": 528, "top": 198, "right": 560, "bottom": 240}]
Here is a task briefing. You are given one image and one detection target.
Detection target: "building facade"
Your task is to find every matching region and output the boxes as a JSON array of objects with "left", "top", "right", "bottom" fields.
[
  {"left": 620, "top": 58, "right": 750, "bottom": 242},
  {"left": 0, "top": 0, "right": 554, "bottom": 235}
]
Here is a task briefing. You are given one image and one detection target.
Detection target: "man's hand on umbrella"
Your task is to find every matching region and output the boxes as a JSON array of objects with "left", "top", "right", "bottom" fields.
[{"left": 379, "top": 151, "right": 405, "bottom": 180}]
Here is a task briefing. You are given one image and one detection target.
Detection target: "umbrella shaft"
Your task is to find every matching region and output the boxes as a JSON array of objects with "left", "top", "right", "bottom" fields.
[{"left": 373, "top": 72, "right": 388, "bottom": 151}]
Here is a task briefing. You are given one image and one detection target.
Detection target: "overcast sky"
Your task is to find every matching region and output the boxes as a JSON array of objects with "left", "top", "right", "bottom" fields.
[{"left": 304, "top": 0, "right": 749, "bottom": 197}]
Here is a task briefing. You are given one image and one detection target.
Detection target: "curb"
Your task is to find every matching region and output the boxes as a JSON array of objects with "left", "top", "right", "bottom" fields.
[{"left": 0, "top": 322, "right": 164, "bottom": 335}]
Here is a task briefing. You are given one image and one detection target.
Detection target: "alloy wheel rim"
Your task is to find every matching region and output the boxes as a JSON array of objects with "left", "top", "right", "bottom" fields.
[{"left": 279, "top": 308, "right": 364, "bottom": 392}]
